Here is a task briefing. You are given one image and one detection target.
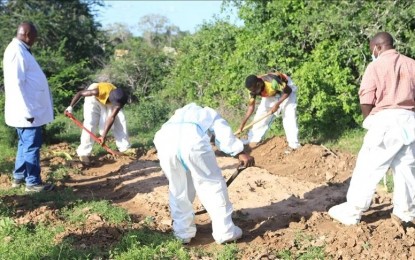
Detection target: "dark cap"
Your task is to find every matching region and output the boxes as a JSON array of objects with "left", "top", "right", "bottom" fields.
[{"left": 109, "top": 88, "right": 128, "bottom": 107}]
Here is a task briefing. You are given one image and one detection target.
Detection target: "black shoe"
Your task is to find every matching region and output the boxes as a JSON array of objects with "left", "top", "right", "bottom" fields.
[
  {"left": 25, "top": 183, "right": 55, "bottom": 193},
  {"left": 11, "top": 179, "right": 25, "bottom": 188}
]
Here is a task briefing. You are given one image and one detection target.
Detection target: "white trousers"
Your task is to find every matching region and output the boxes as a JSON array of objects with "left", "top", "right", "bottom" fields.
[
  {"left": 247, "top": 92, "right": 300, "bottom": 148},
  {"left": 76, "top": 96, "right": 130, "bottom": 156},
  {"left": 154, "top": 128, "right": 240, "bottom": 243},
  {"left": 346, "top": 110, "right": 415, "bottom": 222}
]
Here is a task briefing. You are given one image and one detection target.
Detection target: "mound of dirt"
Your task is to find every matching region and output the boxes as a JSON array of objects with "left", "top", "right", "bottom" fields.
[{"left": 3, "top": 136, "right": 414, "bottom": 259}]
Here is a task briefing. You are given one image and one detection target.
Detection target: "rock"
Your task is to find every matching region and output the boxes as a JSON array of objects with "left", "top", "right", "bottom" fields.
[{"left": 87, "top": 213, "right": 102, "bottom": 222}]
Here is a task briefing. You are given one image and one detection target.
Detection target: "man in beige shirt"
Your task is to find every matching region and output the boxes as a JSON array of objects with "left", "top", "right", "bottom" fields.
[{"left": 329, "top": 32, "right": 415, "bottom": 225}]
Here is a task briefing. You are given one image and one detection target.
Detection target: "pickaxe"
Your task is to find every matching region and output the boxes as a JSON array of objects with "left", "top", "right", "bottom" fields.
[
  {"left": 65, "top": 112, "right": 122, "bottom": 157},
  {"left": 195, "top": 166, "right": 247, "bottom": 215}
]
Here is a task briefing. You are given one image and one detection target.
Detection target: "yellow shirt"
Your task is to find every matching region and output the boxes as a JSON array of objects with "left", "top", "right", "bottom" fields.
[
  {"left": 89, "top": 82, "right": 116, "bottom": 105},
  {"left": 248, "top": 72, "right": 287, "bottom": 105}
]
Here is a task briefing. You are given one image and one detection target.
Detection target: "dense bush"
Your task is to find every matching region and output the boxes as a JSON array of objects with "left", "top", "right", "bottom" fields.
[{"left": 163, "top": 0, "right": 415, "bottom": 141}]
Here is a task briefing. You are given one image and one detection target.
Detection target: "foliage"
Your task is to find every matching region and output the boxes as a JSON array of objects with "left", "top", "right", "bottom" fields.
[
  {"left": 128, "top": 99, "right": 173, "bottom": 133},
  {"left": 0, "top": 94, "right": 16, "bottom": 148},
  {"left": 0, "top": 0, "right": 105, "bottom": 66},
  {"left": 293, "top": 40, "right": 360, "bottom": 140},
  {"left": 138, "top": 14, "right": 189, "bottom": 48},
  {"left": 237, "top": 0, "right": 415, "bottom": 139},
  {"left": 162, "top": 20, "right": 241, "bottom": 108},
  {"left": 0, "top": 0, "right": 107, "bottom": 111},
  {"left": 164, "top": 0, "right": 415, "bottom": 140},
  {"left": 381, "top": 170, "right": 394, "bottom": 193},
  {"left": 103, "top": 22, "right": 134, "bottom": 45},
  {"left": 99, "top": 37, "right": 175, "bottom": 102}
]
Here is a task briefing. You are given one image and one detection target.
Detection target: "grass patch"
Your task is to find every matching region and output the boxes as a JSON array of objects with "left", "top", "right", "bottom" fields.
[
  {"left": 324, "top": 127, "right": 365, "bottom": 154},
  {"left": 0, "top": 187, "right": 77, "bottom": 211},
  {"left": 0, "top": 200, "right": 13, "bottom": 217},
  {"left": 0, "top": 222, "right": 65, "bottom": 259},
  {"left": 215, "top": 243, "right": 240, "bottom": 259},
  {"left": 62, "top": 200, "right": 131, "bottom": 224},
  {"left": 109, "top": 228, "right": 189, "bottom": 259},
  {"left": 276, "top": 231, "right": 325, "bottom": 260}
]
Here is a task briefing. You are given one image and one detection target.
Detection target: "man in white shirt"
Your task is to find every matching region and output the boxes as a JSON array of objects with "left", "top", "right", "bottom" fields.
[{"left": 3, "top": 22, "right": 54, "bottom": 192}]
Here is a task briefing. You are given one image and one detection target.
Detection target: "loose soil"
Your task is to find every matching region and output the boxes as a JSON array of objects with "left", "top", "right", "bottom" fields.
[{"left": 2, "top": 136, "right": 415, "bottom": 259}]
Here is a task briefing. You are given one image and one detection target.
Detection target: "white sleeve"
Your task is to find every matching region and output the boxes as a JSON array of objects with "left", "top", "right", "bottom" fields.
[
  {"left": 207, "top": 108, "right": 244, "bottom": 156},
  {"left": 8, "top": 50, "right": 33, "bottom": 119}
]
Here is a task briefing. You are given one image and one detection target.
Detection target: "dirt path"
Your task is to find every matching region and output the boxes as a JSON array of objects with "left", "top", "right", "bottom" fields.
[{"left": 3, "top": 137, "right": 415, "bottom": 259}]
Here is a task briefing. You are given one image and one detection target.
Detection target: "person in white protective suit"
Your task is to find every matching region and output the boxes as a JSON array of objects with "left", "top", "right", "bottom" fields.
[
  {"left": 65, "top": 82, "right": 133, "bottom": 164},
  {"left": 328, "top": 32, "right": 415, "bottom": 226},
  {"left": 153, "top": 103, "right": 255, "bottom": 244},
  {"left": 238, "top": 71, "right": 300, "bottom": 153}
]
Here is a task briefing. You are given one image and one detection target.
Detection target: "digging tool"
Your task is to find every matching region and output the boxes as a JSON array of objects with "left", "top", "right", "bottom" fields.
[
  {"left": 234, "top": 111, "right": 273, "bottom": 135},
  {"left": 65, "top": 112, "right": 121, "bottom": 157},
  {"left": 195, "top": 166, "right": 247, "bottom": 215}
]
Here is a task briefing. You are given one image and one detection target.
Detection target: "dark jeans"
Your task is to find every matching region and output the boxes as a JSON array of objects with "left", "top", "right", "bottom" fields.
[{"left": 13, "top": 127, "right": 42, "bottom": 186}]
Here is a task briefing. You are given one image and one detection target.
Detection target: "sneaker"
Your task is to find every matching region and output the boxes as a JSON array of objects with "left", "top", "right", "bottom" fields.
[
  {"left": 284, "top": 147, "right": 294, "bottom": 154},
  {"left": 391, "top": 213, "right": 415, "bottom": 230},
  {"left": 216, "top": 226, "right": 243, "bottom": 244},
  {"left": 25, "top": 183, "right": 55, "bottom": 193},
  {"left": 79, "top": 156, "right": 90, "bottom": 164},
  {"left": 328, "top": 202, "right": 361, "bottom": 225},
  {"left": 11, "top": 178, "right": 25, "bottom": 188},
  {"left": 285, "top": 145, "right": 301, "bottom": 154},
  {"left": 392, "top": 209, "right": 415, "bottom": 223}
]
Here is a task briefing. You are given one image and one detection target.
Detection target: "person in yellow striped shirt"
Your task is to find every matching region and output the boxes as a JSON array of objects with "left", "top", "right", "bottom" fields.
[
  {"left": 238, "top": 71, "right": 300, "bottom": 152},
  {"left": 65, "top": 82, "right": 133, "bottom": 163}
]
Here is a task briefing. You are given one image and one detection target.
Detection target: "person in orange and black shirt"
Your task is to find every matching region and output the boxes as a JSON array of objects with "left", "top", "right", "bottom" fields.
[{"left": 238, "top": 71, "right": 300, "bottom": 152}]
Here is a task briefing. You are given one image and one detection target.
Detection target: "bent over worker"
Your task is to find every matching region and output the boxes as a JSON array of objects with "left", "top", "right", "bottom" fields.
[
  {"left": 153, "top": 103, "right": 255, "bottom": 244},
  {"left": 328, "top": 32, "right": 415, "bottom": 225},
  {"left": 239, "top": 71, "right": 300, "bottom": 152},
  {"left": 65, "top": 82, "right": 132, "bottom": 163}
]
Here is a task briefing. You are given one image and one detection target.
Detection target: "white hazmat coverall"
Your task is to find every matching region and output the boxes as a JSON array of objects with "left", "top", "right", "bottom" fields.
[
  {"left": 344, "top": 109, "right": 415, "bottom": 222},
  {"left": 76, "top": 85, "right": 130, "bottom": 156},
  {"left": 153, "top": 103, "right": 244, "bottom": 244}
]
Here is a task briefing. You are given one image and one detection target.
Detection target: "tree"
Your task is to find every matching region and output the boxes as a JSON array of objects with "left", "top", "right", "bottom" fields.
[
  {"left": 137, "top": 14, "right": 187, "bottom": 48},
  {"left": 98, "top": 37, "right": 174, "bottom": 102},
  {"left": 162, "top": 20, "right": 240, "bottom": 109},
  {"left": 0, "top": 0, "right": 107, "bottom": 111},
  {"left": 103, "top": 22, "right": 133, "bottom": 45}
]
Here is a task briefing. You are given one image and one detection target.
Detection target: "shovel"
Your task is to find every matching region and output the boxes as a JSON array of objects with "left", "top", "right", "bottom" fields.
[
  {"left": 234, "top": 111, "right": 273, "bottom": 135},
  {"left": 65, "top": 112, "right": 122, "bottom": 157},
  {"left": 195, "top": 166, "right": 247, "bottom": 215}
]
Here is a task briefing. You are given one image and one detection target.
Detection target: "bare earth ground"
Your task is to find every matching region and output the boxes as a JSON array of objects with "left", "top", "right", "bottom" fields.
[{"left": 2, "top": 136, "right": 415, "bottom": 259}]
